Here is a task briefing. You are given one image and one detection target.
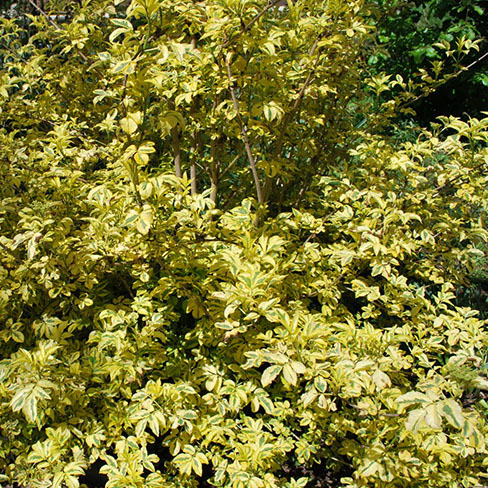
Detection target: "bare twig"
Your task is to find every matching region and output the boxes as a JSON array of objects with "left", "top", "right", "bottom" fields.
[
  {"left": 120, "top": 74, "right": 129, "bottom": 117},
  {"left": 190, "top": 131, "right": 198, "bottom": 196},
  {"left": 209, "top": 138, "right": 220, "bottom": 202},
  {"left": 28, "top": 0, "right": 61, "bottom": 29},
  {"left": 190, "top": 37, "right": 199, "bottom": 197},
  {"left": 463, "top": 50, "right": 488, "bottom": 73}
]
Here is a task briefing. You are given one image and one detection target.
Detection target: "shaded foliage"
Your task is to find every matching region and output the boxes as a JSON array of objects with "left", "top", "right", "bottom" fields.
[{"left": 370, "top": 0, "right": 488, "bottom": 123}]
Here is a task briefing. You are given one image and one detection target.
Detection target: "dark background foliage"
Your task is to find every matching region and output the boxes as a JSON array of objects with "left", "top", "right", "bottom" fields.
[{"left": 370, "top": 0, "right": 488, "bottom": 123}]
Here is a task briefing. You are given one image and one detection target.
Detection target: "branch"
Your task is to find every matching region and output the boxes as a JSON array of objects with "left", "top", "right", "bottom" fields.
[
  {"left": 172, "top": 127, "right": 182, "bottom": 178},
  {"left": 219, "top": 149, "right": 244, "bottom": 178},
  {"left": 433, "top": 159, "right": 487, "bottom": 197},
  {"left": 28, "top": 0, "right": 61, "bottom": 29},
  {"left": 209, "top": 138, "right": 220, "bottom": 203},
  {"left": 120, "top": 74, "right": 129, "bottom": 117},
  {"left": 242, "top": 0, "right": 284, "bottom": 32},
  {"left": 190, "top": 131, "right": 198, "bottom": 196},
  {"left": 27, "top": 0, "right": 89, "bottom": 63},
  {"left": 399, "top": 50, "right": 488, "bottom": 111},
  {"left": 225, "top": 56, "right": 264, "bottom": 204},
  {"left": 276, "top": 46, "right": 320, "bottom": 149},
  {"left": 190, "top": 36, "right": 199, "bottom": 197},
  {"left": 263, "top": 38, "right": 322, "bottom": 200},
  {"left": 463, "top": 49, "right": 488, "bottom": 73}
]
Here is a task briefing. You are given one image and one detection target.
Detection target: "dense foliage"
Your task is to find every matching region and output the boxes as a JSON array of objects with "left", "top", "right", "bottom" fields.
[{"left": 1, "top": 1, "right": 488, "bottom": 487}]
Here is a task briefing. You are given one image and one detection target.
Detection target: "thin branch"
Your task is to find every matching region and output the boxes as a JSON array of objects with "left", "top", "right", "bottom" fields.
[
  {"left": 172, "top": 127, "right": 182, "bottom": 178},
  {"left": 276, "top": 38, "right": 321, "bottom": 152},
  {"left": 28, "top": 0, "right": 61, "bottom": 29},
  {"left": 433, "top": 159, "right": 487, "bottom": 197},
  {"left": 190, "top": 36, "right": 199, "bottom": 197},
  {"left": 219, "top": 149, "right": 244, "bottom": 178},
  {"left": 190, "top": 131, "right": 198, "bottom": 196},
  {"left": 225, "top": 56, "right": 263, "bottom": 204},
  {"left": 120, "top": 74, "right": 129, "bottom": 117},
  {"left": 399, "top": 50, "right": 488, "bottom": 111},
  {"left": 128, "top": 157, "right": 143, "bottom": 206},
  {"left": 27, "top": 0, "right": 90, "bottom": 63},
  {"left": 209, "top": 138, "right": 221, "bottom": 203},
  {"left": 463, "top": 49, "right": 488, "bottom": 72},
  {"left": 242, "top": 0, "right": 284, "bottom": 32},
  {"left": 263, "top": 38, "right": 322, "bottom": 200}
]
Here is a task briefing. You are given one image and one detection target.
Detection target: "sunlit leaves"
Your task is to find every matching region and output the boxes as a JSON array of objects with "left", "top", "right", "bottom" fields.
[
  {"left": 173, "top": 445, "right": 208, "bottom": 477},
  {"left": 109, "top": 18, "right": 133, "bottom": 43},
  {"left": 10, "top": 381, "right": 52, "bottom": 424},
  {"left": 261, "top": 365, "right": 282, "bottom": 387},
  {"left": 120, "top": 112, "right": 142, "bottom": 135},
  {"left": 442, "top": 399, "right": 465, "bottom": 429},
  {"left": 124, "top": 204, "right": 154, "bottom": 234},
  {"left": 397, "top": 392, "right": 466, "bottom": 432},
  {"left": 133, "top": 143, "right": 156, "bottom": 166},
  {"left": 372, "top": 369, "right": 391, "bottom": 391},
  {"left": 1, "top": 1, "right": 488, "bottom": 488},
  {"left": 263, "top": 101, "right": 284, "bottom": 122}
]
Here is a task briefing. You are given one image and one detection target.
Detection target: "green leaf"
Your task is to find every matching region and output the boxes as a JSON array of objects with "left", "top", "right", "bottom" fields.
[
  {"left": 441, "top": 399, "right": 464, "bottom": 429},
  {"left": 120, "top": 112, "right": 141, "bottom": 135},
  {"left": 173, "top": 453, "right": 193, "bottom": 476},
  {"left": 52, "top": 472, "right": 64, "bottom": 488},
  {"left": 405, "top": 408, "right": 425, "bottom": 432},
  {"left": 109, "top": 27, "right": 130, "bottom": 43},
  {"left": 259, "top": 396, "right": 274, "bottom": 414},
  {"left": 424, "top": 404, "right": 442, "bottom": 429},
  {"left": 261, "top": 365, "right": 282, "bottom": 387},
  {"left": 135, "top": 419, "right": 148, "bottom": 438},
  {"left": 124, "top": 209, "right": 139, "bottom": 225},
  {"left": 64, "top": 462, "right": 85, "bottom": 476},
  {"left": 396, "top": 391, "right": 431, "bottom": 407},
  {"left": 372, "top": 369, "right": 391, "bottom": 390},
  {"left": 134, "top": 143, "right": 155, "bottom": 166},
  {"left": 148, "top": 413, "right": 160, "bottom": 436},
  {"left": 290, "top": 360, "right": 307, "bottom": 375},
  {"left": 11, "top": 329, "right": 24, "bottom": 343},
  {"left": 112, "top": 60, "right": 136, "bottom": 75},
  {"left": 359, "top": 460, "right": 380, "bottom": 477},
  {"left": 10, "top": 386, "right": 31, "bottom": 412},
  {"left": 263, "top": 101, "right": 283, "bottom": 122},
  {"left": 282, "top": 363, "right": 298, "bottom": 386},
  {"left": 192, "top": 457, "right": 203, "bottom": 477},
  {"left": 111, "top": 18, "right": 133, "bottom": 29},
  {"left": 136, "top": 205, "right": 153, "bottom": 235}
]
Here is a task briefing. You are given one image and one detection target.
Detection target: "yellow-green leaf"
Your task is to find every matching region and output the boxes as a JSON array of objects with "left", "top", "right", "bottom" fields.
[
  {"left": 442, "top": 399, "right": 464, "bottom": 429},
  {"left": 282, "top": 363, "right": 298, "bottom": 386},
  {"left": 261, "top": 365, "right": 282, "bottom": 387}
]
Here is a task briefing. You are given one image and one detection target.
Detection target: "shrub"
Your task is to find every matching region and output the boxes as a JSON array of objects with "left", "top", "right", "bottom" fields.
[{"left": 1, "top": 1, "right": 488, "bottom": 487}]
